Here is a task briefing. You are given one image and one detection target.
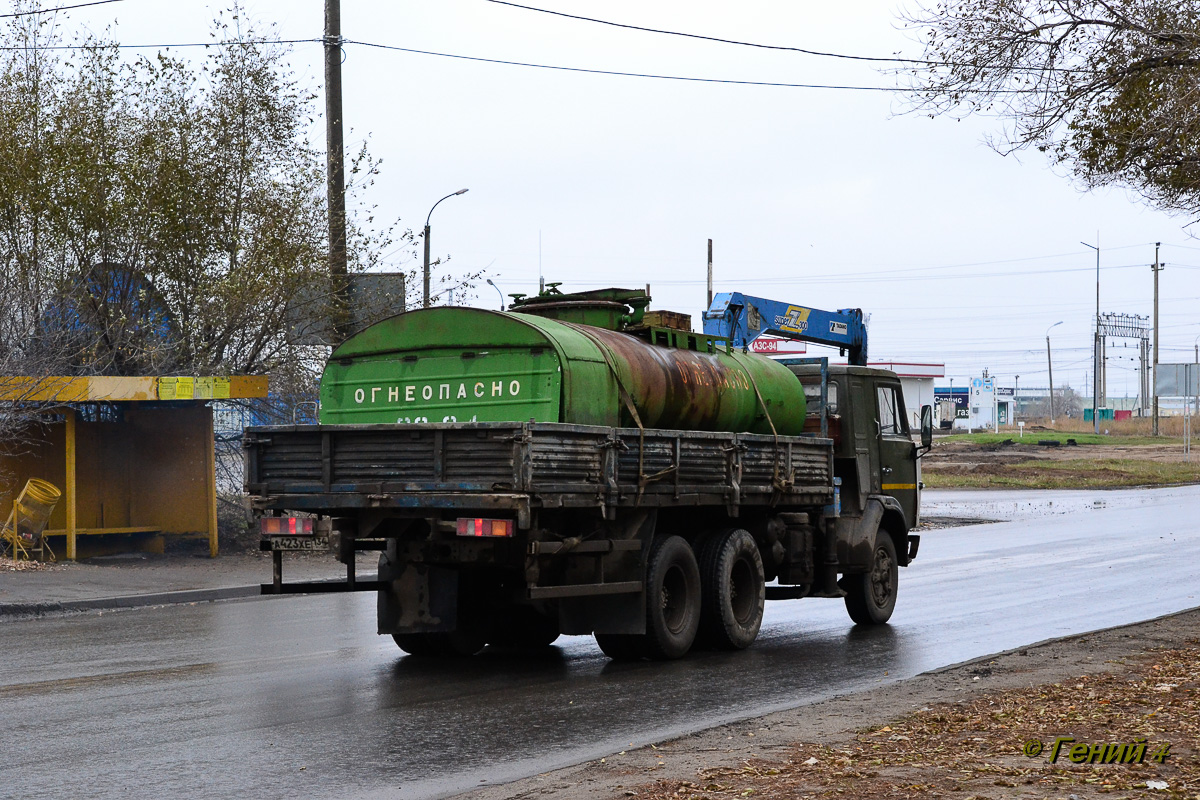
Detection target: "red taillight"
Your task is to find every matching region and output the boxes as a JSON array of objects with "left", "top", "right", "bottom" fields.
[
  {"left": 260, "top": 517, "right": 314, "bottom": 535},
  {"left": 455, "top": 517, "right": 514, "bottom": 538}
]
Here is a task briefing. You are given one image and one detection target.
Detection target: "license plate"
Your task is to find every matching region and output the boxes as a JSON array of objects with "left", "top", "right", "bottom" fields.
[{"left": 264, "top": 535, "right": 329, "bottom": 552}]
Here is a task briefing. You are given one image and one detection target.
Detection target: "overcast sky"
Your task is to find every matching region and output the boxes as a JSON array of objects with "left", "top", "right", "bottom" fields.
[{"left": 45, "top": 0, "right": 1200, "bottom": 398}]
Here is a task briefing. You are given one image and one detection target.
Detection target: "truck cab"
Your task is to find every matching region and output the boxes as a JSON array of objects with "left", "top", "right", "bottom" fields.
[{"left": 791, "top": 363, "right": 920, "bottom": 532}]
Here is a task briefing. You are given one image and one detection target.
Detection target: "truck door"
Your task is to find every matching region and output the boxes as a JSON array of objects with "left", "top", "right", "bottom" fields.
[
  {"left": 850, "top": 377, "right": 877, "bottom": 508},
  {"left": 875, "top": 381, "right": 918, "bottom": 527}
]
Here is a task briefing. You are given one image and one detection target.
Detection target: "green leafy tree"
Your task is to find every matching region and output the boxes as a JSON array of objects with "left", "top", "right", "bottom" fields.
[{"left": 900, "top": 1, "right": 1200, "bottom": 218}]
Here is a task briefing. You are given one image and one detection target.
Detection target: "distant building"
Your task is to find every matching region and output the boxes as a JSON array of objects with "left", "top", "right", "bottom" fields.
[{"left": 934, "top": 373, "right": 1016, "bottom": 430}]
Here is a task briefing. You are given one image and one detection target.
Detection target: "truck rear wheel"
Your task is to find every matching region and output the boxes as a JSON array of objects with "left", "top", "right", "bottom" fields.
[
  {"left": 698, "top": 529, "right": 765, "bottom": 650},
  {"left": 842, "top": 530, "right": 898, "bottom": 625},
  {"left": 595, "top": 534, "right": 702, "bottom": 661},
  {"left": 641, "top": 534, "right": 702, "bottom": 659},
  {"left": 392, "top": 629, "right": 487, "bottom": 657},
  {"left": 594, "top": 633, "right": 643, "bottom": 661},
  {"left": 489, "top": 606, "right": 560, "bottom": 649}
]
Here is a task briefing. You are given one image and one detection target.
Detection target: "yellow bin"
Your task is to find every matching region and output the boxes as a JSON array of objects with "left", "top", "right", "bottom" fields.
[{"left": 4, "top": 478, "right": 62, "bottom": 545}]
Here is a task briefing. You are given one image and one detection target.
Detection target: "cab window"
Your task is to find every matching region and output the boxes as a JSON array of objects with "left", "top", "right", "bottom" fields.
[
  {"left": 802, "top": 381, "right": 838, "bottom": 415},
  {"left": 877, "top": 386, "right": 907, "bottom": 435}
]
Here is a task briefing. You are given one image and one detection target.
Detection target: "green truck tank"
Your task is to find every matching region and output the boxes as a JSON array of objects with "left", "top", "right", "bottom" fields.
[{"left": 319, "top": 288, "right": 805, "bottom": 435}]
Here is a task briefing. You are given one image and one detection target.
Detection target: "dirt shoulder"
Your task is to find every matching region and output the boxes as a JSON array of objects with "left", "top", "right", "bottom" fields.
[
  {"left": 922, "top": 437, "right": 1200, "bottom": 489},
  {"left": 460, "top": 609, "right": 1200, "bottom": 800}
]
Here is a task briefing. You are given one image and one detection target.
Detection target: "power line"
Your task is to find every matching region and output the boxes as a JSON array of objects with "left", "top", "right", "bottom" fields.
[
  {"left": 344, "top": 39, "right": 898, "bottom": 91},
  {"left": 481, "top": 0, "right": 1100, "bottom": 75},
  {"left": 0, "top": 37, "right": 318, "bottom": 50},
  {"left": 1, "top": 0, "right": 122, "bottom": 18},
  {"left": 481, "top": 0, "right": 928, "bottom": 65}
]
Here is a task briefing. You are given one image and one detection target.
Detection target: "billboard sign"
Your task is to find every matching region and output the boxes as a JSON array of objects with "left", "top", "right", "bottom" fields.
[
  {"left": 1156, "top": 363, "right": 1200, "bottom": 396},
  {"left": 749, "top": 336, "right": 807, "bottom": 355}
]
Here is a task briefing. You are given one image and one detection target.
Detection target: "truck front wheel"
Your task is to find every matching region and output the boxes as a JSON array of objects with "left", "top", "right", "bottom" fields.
[
  {"left": 842, "top": 530, "right": 898, "bottom": 625},
  {"left": 698, "top": 529, "right": 765, "bottom": 650}
]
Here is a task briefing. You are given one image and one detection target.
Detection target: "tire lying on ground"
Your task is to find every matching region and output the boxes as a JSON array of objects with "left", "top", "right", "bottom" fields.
[
  {"left": 841, "top": 529, "right": 898, "bottom": 625},
  {"left": 697, "top": 528, "right": 765, "bottom": 650},
  {"left": 595, "top": 534, "right": 702, "bottom": 661}
]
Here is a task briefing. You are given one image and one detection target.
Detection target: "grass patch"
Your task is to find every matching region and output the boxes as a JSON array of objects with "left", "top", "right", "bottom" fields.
[
  {"left": 923, "top": 458, "right": 1200, "bottom": 489},
  {"left": 940, "top": 431, "right": 1178, "bottom": 446}
]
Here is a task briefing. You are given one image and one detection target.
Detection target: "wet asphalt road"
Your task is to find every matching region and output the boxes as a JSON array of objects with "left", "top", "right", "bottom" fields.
[{"left": 3, "top": 486, "right": 1200, "bottom": 800}]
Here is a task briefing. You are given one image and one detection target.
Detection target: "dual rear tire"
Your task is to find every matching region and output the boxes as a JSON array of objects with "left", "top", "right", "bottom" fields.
[
  {"left": 596, "top": 529, "right": 766, "bottom": 661},
  {"left": 697, "top": 529, "right": 765, "bottom": 650},
  {"left": 393, "top": 629, "right": 486, "bottom": 657}
]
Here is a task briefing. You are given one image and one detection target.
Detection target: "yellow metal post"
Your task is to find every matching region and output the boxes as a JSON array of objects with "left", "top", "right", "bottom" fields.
[
  {"left": 205, "top": 407, "right": 218, "bottom": 558},
  {"left": 64, "top": 408, "right": 77, "bottom": 561}
]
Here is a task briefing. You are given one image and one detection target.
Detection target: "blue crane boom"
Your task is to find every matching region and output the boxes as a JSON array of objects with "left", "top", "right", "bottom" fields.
[{"left": 702, "top": 292, "right": 869, "bottom": 366}]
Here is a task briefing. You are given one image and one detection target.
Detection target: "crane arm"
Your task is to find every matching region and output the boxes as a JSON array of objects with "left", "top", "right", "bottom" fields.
[{"left": 701, "top": 292, "right": 868, "bottom": 366}]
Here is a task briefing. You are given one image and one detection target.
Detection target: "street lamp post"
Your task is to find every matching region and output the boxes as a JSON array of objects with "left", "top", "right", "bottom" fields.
[
  {"left": 1191, "top": 333, "right": 1200, "bottom": 428},
  {"left": 423, "top": 188, "right": 469, "bottom": 308},
  {"left": 1046, "top": 321, "right": 1064, "bottom": 425},
  {"left": 486, "top": 278, "right": 505, "bottom": 311},
  {"left": 1014, "top": 374, "right": 1020, "bottom": 421}
]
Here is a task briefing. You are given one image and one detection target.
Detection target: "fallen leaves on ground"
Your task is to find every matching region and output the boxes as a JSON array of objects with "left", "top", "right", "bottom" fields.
[
  {"left": 630, "top": 639, "right": 1199, "bottom": 799},
  {"left": 0, "top": 555, "right": 62, "bottom": 571}
]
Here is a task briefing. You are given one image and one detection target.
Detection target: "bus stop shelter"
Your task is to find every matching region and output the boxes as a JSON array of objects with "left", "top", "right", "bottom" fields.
[{"left": 1, "top": 375, "right": 267, "bottom": 560}]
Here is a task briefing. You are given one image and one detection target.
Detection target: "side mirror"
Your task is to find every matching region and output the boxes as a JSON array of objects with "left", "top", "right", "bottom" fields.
[{"left": 920, "top": 405, "right": 934, "bottom": 450}]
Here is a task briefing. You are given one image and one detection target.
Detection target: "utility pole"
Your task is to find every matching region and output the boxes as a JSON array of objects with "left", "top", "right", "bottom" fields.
[
  {"left": 1152, "top": 242, "right": 1164, "bottom": 436},
  {"left": 324, "top": 0, "right": 349, "bottom": 341},
  {"left": 1046, "top": 320, "right": 1063, "bottom": 425},
  {"left": 1082, "top": 239, "right": 1100, "bottom": 434},
  {"left": 706, "top": 239, "right": 713, "bottom": 309},
  {"left": 1047, "top": 339, "right": 1055, "bottom": 424}
]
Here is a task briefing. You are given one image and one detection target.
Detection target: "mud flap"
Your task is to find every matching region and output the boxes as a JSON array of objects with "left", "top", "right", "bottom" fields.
[
  {"left": 377, "top": 553, "right": 459, "bottom": 634},
  {"left": 559, "top": 593, "right": 645, "bottom": 636},
  {"left": 837, "top": 499, "right": 883, "bottom": 571},
  {"left": 556, "top": 509, "right": 655, "bottom": 635}
]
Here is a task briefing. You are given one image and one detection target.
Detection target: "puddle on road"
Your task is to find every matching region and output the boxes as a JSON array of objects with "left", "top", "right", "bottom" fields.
[{"left": 921, "top": 485, "right": 1200, "bottom": 523}]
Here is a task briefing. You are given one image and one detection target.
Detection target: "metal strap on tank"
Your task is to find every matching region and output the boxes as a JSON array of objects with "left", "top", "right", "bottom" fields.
[
  {"left": 560, "top": 323, "right": 665, "bottom": 502},
  {"left": 737, "top": 355, "right": 794, "bottom": 496}
]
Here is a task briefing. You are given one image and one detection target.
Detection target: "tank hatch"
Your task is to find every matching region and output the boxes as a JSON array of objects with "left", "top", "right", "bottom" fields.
[{"left": 509, "top": 284, "right": 650, "bottom": 330}]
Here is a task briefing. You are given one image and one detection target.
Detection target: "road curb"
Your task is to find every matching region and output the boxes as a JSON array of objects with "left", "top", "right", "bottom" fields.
[
  {"left": 0, "top": 585, "right": 263, "bottom": 619},
  {"left": 0, "top": 573, "right": 384, "bottom": 620}
]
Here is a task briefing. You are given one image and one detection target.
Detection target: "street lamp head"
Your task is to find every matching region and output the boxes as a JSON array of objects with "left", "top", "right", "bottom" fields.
[
  {"left": 485, "top": 276, "right": 505, "bottom": 311},
  {"left": 1046, "top": 320, "right": 1064, "bottom": 335},
  {"left": 454, "top": 188, "right": 469, "bottom": 196}
]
